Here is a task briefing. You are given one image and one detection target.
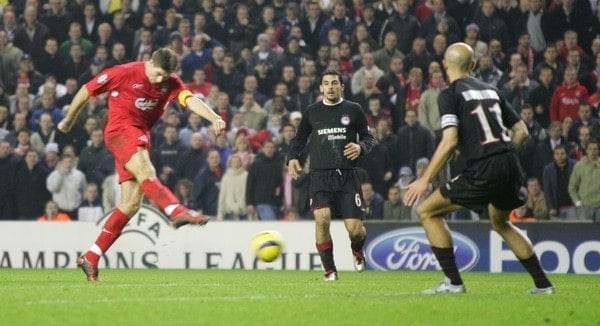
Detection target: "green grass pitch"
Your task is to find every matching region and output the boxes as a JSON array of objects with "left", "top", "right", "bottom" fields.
[{"left": 1, "top": 269, "right": 598, "bottom": 325}]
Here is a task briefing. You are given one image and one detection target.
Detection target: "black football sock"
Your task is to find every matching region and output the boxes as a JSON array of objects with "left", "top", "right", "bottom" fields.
[
  {"left": 350, "top": 234, "right": 366, "bottom": 254},
  {"left": 519, "top": 254, "right": 553, "bottom": 288},
  {"left": 431, "top": 246, "right": 463, "bottom": 285},
  {"left": 316, "top": 241, "right": 336, "bottom": 272}
]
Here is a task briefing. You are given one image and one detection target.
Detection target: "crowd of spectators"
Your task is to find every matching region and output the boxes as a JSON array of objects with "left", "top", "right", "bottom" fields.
[{"left": 0, "top": 0, "right": 599, "bottom": 222}]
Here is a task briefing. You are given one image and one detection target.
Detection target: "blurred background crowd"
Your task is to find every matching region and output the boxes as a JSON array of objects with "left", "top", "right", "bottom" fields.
[{"left": 0, "top": 0, "right": 599, "bottom": 222}]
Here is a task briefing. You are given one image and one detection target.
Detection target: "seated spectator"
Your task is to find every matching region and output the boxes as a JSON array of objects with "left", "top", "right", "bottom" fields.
[
  {"left": 77, "top": 183, "right": 103, "bottom": 222},
  {"left": 524, "top": 177, "right": 549, "bottom": 220},
  {"left": 192, "top": 149, "right": 223, "bottom": 219},
  {"left": 174, "top": 178, "right": 194, "bottom": 209},
  {"left": 186, "top": 69, "right": 212, "bottom": 99},
  {"left": 37, "top": 200, "right": 71, "bottom": 222},
  {"left": 383, "top": 185, "right": 412, "bottom": 220},
  {"left": 550, "top": 67, "right": 589, "bottom": 123},
  {"left": 29, "top": 92, "right": 62, "bottom": 132}
]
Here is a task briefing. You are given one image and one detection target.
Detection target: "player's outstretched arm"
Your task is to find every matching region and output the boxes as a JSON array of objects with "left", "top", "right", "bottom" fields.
[
  {"left": 185, "top": 95, "right": 226, "bottom": 135},
  {"left": 510, "top": 120, "right": 529, "bottom": 151},
  {"left": 404, "top": 127, "right": 458, "bottom": 206},
  {"left": 58, "top": 86, "right": 91, "bottom": 133}
]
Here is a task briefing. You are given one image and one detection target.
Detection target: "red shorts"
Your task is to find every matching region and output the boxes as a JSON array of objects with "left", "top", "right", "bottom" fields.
[{"left": 105, "top": 126, "right": 151, "bottom": 183}]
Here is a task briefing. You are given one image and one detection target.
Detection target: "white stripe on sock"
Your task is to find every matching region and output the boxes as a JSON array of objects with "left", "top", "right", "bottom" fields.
[
  {"left": 165, "top": 204, "right": 179, "bottom": 216},
  {"left": 89, "top": 244, "right": 103, "bottom": 256}
]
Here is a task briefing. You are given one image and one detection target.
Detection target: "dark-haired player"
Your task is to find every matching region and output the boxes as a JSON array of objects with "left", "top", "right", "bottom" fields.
[
  {"left": 58, "top": 48, "right": 226, "bottom": 281},
  {"left": 404, "top": 43, "right": 554, "bottom": 294},
  {"left": 287, "top": 69, "right": 375, "bottom": 281}
]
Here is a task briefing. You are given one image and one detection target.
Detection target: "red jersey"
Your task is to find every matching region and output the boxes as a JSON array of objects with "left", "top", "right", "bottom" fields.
[{"left": 85, "top": 61, "right": 187, "bottom": 133}]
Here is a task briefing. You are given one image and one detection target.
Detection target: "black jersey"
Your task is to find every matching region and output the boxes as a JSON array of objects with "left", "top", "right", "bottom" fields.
[
  {"left": 287, "top": 99, "right": 375, "bottom": 170},
  {"left": 438, "top": 77, "right": 521, "bottom": 163}
]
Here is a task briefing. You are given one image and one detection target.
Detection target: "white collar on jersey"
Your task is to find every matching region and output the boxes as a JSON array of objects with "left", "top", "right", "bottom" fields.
[{"left": 322, "top": 98, "right": 343, "bottom": 106}]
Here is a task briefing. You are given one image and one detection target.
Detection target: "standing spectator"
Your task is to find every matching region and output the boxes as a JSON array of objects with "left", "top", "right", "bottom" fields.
[
  {"left": 396, "top": 110, "right": 434, "bottom": 171},
  {"left": 246, "top": 140, "right": 283, "bottom": 220},
  {"left": 403, "top": 38, "right": 434, "bottom": 79},
  {"left": 319, "top": 3, "right": 356, "bottom": 44},
  {"left": 568, "top": 140, "right": 600, "bottom": 222},
  {"left": 12, "top": 6, "right": 50, "bottom": 64},
  {"left": 29, "top": 92, "right": 62, "bottom": 132},
  {"left": 534, "top": 121, "right": 571, "bottom": 181},
  {"left": 78, "top": 128, "right": 109, "bottom": 186},
  {"left": 550, "top": 67, "right": 589, "bottom": 123},
  {"left": 374, "top": 32, "right": 404, "bottom": 74},
  {"left": 110, "top": 12, "right": 135, "bottom": 59},
  {"left": 418, "top": 70, "right": 445, "bottom": 139},
  {"left": 534, "top": 44, "right": 564, "bottom": 86},
  {"left": 176, "top": 132, "right": 207, "bottom": 182},
  {"left": 204, "top": 5, "right": 230, "bottom": 50},
  {"left": 299, "top": 2, "right": 326, "bottom": 58},
  {"left": 46, "top": 154, "right": 86, "bottom": 219},
  {"left": 501, "top": 63, "right": 540, "bottom": 113},
  {"left": 30, "top": 113, "right": 58, "bottom": 155},
  {"left": 351, "top": 52, "right": 385, "bottom": 96},
  {"left": 77, "top": 183, "right": 104, "bottom": 222},
  {"left": 191, "top": 149, "right": 223, "bottom": 219},
  {"left": 568, "top": 103, "right": 598, "bottom": 142},
  {"left": 152, "top": 124, "right": 185, "bottom": 190},
  {"left": 59, "top": 22, "right": 94, "bottom": 60},
  {"left": 472, "top": 0, "right": 510, "bottom": 46},
  {"left": 14, "top": 54, "right": 45, "bottom": 95},
  {"left": 238, "top": 92, "right": 268, "bottom": 131},
  {"left": 529, "top": 66, "right": 555, "bottom": 128},
  {"left": 37, "top": 200, "right": 72, "bottom": 222},
  {"left": 79, "top": 2, "right": 101, "bottom": 44},
  {"left": 36, "top": 38, "right": 65, "bottom": 83},
  {"left": 180, "top": 34, "right": 215, "bottom": 82},
  {"left": 39, "top": 0, "right": 71, "bottom": 44},
  {"left": 14, "top": 149, "right": 51, "bottom": 220},
  {"left": 418, "top": 0, "right": 461, "bottom": 46},
  {"left": 543, "top": 145, "right": 577, "bottom": 220},
  {"left": 0, "top": 30, "right": 24, "bottom": 93},
  {"left": 0, "top": 140, "right": 16, "bottom": 219},
  {"left": 379, "top": 0, "right": 419, "bottom": 55},
  {"left": 217, "top": 154, "right": 248, "bottom": 221},
  {"left": 357, "top": 126, "right": 394, "bottom": 196},
  {"left": 518, "top": 105, "right": 547, "bottom": 179},
  {"left": 474, "top": 54, "right": 503, "bottom": 88},
  {"left": 212, "top": 54, "right": 244, "bottom": 101},
  {"left": 361, "top": 182, "right": 385, "bottom": 220},
  {"left": 516, "top": 0, "right": 550, "bottom": 53}
]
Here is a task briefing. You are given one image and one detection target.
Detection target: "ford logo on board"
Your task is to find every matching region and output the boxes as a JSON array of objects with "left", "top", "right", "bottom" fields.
[{"left": 365, "top": 227, "right": 479, "bottom": 271}]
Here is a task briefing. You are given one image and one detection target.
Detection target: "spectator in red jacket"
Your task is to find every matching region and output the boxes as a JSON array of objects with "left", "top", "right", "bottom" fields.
[{"left": 550, "top": 67, "right": 589, "bottom": 122}]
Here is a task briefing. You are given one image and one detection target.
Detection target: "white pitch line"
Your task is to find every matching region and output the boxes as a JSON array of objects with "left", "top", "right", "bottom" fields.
[{"left": 25, "top": 292, "right": 415, "bottom": 306}]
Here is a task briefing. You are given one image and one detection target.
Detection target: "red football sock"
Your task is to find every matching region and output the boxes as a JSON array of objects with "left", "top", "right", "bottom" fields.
[
  {"left": 140, "top": 178, "right": 182, "bottom": 214},
  {"left": 85, "top": 208, "right": 130, "bottom": 264}
]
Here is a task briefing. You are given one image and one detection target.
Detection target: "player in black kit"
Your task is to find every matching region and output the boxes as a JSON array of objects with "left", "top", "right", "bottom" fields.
[
  {"left": 404, "top": 43, "right": 554, "bottom": 294},
  {"left": 287, "top": 69, "right": 375, "bottom": 281}
]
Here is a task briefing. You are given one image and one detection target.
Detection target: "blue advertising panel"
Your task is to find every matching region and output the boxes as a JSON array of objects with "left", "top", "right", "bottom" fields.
[{"left": 364, "top": 222, "right": 600, "bottom": 274}]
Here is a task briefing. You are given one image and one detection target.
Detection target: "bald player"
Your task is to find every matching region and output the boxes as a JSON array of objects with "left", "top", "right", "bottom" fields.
[{"left": 403, "top": 43, "right": 554, "bottom": 294}]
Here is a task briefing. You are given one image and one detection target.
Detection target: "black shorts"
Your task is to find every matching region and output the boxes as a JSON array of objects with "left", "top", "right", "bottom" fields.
[
  {"left": 309, "top": 169, "right": 365, "bottom": 219},
  {"left": 440, "top": 152, "right": 526, "bottom": 214}
]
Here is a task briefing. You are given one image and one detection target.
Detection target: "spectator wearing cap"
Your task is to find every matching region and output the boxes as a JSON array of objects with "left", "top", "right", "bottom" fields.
[
  {"left": 59, "top": 22, "right": 94, "bottom": 61},
  {"left": 0, "top": 30, "right": 24, "bottom": 94},
  {"left": 41, "top": 142, "right": 60, "bottom": 171},
  {"left": 12, "top": 6, "right": 50, "bottom": 64},
  {"left": 463, "top": 24, "right": 488, "bottom": 61},
  {"left": 14, "top": 53, "right": 45, "bottom": 94}
]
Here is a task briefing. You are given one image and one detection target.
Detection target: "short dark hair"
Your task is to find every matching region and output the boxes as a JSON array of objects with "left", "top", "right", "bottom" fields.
[
  {"left": 319, "top": 69, "right": 343, "bottom": 85},
  {"left": 151, "top": 48, "right": 178, "bottom": 74}
]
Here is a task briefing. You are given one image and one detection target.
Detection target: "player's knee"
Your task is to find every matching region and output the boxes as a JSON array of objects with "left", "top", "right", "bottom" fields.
[
  {"left": 416, "top": 204, "right": 431, "bottom": 221},
  {"left": 119, "top": 201, "right": 141, "bottom": 217}
]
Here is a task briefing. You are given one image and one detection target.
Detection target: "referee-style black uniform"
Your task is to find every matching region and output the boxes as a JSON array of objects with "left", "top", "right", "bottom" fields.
[{"left": 287, "top": 98, "right": 375, "bottom": 218}]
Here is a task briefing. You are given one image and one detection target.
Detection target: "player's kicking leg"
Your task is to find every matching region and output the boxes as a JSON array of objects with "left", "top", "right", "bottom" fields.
[
  {"left": 416, "top": 189, "right": 466, "bottom": 294},
  {"left": 344, "top": 218, "right": 366, "bottom": 272},
  {"left": 488, "top": 204, "right": 555, "bottom": 294},
  {"left": 127, "top": 148, "right": 208, "bottom": 228},
  {"left": 314, "top": 207, "right": 338, "bottom": 281},
  {"left": 78, "top": 180, "right": 143, "bottom": 281}
]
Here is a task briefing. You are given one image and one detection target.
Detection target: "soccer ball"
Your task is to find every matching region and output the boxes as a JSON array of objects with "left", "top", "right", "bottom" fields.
[{"left": 251, "top": 230, "right": 285, "bottom": 262}]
